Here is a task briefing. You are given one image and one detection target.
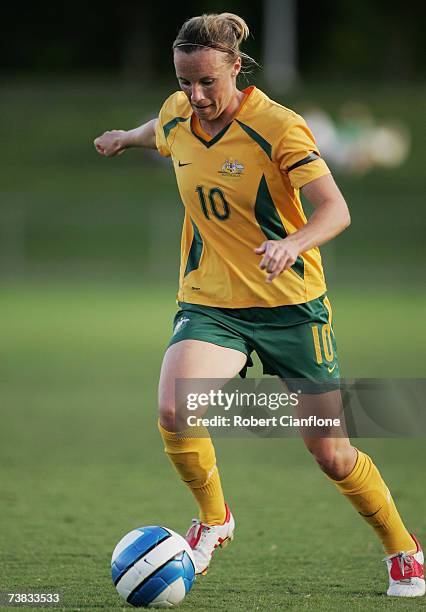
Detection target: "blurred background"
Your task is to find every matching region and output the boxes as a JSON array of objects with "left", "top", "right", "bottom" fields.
[
  {"left": 1, "top": 0, "right": 425, "bottom": 286},
  {"left": 1, "top": 1, "right": 426, "bottom": 608}
]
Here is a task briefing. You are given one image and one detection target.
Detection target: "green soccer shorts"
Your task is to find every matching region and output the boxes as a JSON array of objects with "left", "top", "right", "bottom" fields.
[{"left": 167, "top": 294, "right": 340, "bottom": 389}]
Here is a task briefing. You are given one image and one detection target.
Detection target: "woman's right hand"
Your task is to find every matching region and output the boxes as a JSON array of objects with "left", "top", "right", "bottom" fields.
[{"left": 94, "top": 130, "right": 129, "bottom": 157}]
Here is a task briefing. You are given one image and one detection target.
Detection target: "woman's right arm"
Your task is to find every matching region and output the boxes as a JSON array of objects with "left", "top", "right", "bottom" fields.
[{"left": 94, "top": 118, "right": 158, "bottom": 157}]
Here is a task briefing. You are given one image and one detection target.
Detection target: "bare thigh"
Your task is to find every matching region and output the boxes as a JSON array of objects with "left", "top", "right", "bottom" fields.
[{"left": 158, "top": 340, "right": 247, "bottom": 431}]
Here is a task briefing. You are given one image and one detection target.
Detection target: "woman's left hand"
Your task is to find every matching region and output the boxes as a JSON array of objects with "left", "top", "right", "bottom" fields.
[{"left": 255, "top": 238, "right": 300, "bottom": 283}]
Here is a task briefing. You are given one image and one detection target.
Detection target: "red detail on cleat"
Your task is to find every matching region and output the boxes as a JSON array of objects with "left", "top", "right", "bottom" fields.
[
  {"left": 223, "top": 503, "right": 231, "bottom": 524},
  {"left": 186, "top": 503, "right": 230, "bottom": 550},
  {"left": 390, "top": 556, "right": 424, "bottom": 581},
  {"left": 186, "top": 523, "right": 203, "bottom": 549},
  {"left": 185, "top": 502, "right": 234, "bottom": 574},
  {"left": 410, "top": 533, "right": 423, "bottom": 555},
  {"left": 389, "top": 535, "right": 424, "bottom": 581}
]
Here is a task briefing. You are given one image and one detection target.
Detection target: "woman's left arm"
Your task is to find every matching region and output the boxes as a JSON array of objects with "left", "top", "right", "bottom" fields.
[{"left": 255, "top": 173, "right": 351, "bottom": 282}]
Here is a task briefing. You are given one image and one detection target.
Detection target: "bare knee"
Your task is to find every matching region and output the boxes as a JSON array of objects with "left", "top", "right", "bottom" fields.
[
  {"left": 158, "top": 393, "right": 190, "bottom": 432},
  {"left": 158, "top": 396, "right": 178, "bottom": 431},
  {"left": 304, "top": 438, "right": 357, "bottom": 480},
  {"left": 159, "top": 409, "right": 176, "bottom": 432}
]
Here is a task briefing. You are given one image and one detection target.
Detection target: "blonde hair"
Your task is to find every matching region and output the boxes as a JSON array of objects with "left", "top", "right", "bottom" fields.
[{"left": 173, "top": 13, "right": 258, "bottom": 73}]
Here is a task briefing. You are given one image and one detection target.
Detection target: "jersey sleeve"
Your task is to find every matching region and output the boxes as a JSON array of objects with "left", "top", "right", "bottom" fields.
[
  {"left": 155, "top": 101, "right": 171, "bottom": 158},
  {"left": 275, "top": 114, "right": 330, "bottom": 189}
]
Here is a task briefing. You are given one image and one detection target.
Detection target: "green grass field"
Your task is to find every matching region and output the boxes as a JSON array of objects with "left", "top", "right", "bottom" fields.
[
  {"left": 1, "top": 74, "right": 425, "bottom": 610},
  {"left": 1, "top": 282, "right": 425, "bottom": 610}
]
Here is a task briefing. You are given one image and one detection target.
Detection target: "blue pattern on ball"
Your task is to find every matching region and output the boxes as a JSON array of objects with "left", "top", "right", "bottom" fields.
[
  {"left": 127, "top": 551, "right": 195, "bottom": 607},
  {"left": 180, "top": 551, "right": 196, "bottom": 592},
  {"left": 112, "top": 526, "right": 170, "bottom": 585}
]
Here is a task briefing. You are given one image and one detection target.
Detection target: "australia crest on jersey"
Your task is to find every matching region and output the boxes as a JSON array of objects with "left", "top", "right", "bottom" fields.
[{"left": 219, "top": 158, "right": 244, "bottom": 177}]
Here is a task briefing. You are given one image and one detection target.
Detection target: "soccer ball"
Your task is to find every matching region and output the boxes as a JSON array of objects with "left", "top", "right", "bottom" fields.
[{"left": 111, "top": 526, "right": 196, "bottom": 608}]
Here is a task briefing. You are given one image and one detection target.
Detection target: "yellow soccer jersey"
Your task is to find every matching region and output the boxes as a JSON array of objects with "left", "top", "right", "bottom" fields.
[{"left": 155, "top": 86, "right": 330, "bottom": 308}]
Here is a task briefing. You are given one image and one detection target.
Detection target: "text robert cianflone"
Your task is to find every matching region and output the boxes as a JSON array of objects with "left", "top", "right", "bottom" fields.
[
  {"left": 186, "top": 389, "right": 299, "bottom": 411},
  {"left": 186, "top": 415, "right": 342, "bottom": 428}
]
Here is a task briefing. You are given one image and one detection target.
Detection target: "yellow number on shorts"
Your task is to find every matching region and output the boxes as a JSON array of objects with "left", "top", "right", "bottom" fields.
[
  {"left": 322, "top": 324, "right": 334, "bottom": 362},
  {"left": 311, "top": 324, "right": 334, "bottom": 364}
]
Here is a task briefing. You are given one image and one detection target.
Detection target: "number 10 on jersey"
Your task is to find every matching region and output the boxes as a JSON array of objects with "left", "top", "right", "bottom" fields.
[{"left": 196, "top": 186, "right": 230, "bottom": 221}]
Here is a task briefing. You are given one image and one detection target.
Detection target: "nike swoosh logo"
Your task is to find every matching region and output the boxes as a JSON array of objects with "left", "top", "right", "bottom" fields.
[
  {"left": 178, "top": 161, "right": 192, "bottom": 167},
  {"left": 327, "top": 364, "right": 337, "bottom": 373},
  {"left": 359, "top": 506, "right": 382, "bottom": 517}
]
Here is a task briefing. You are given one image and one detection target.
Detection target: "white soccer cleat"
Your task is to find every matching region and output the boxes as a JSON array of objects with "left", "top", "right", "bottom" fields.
[
  {"left": 383, "top": 533, "right": 425, "bottom": 597},
  {"left": 185, "top": 504, "right": 235, "bottom": 575}
]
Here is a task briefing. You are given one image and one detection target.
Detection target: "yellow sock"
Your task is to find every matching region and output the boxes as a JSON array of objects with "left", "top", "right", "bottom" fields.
[
  {"left": 331, "top": 449, "right": 415, "bottom": 554},
  {"left": 158, "top": 420, "right": 226, "bottom": 525}
]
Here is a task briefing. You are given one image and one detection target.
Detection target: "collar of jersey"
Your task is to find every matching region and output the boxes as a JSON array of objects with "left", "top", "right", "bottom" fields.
[{"left": 190, "top": 85, "right": 256, "bottom": 148}]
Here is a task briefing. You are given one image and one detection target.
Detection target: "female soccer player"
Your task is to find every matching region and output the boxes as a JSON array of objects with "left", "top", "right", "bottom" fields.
[{"left": 94, "top": 13, "right": 424, "bottom": 598}]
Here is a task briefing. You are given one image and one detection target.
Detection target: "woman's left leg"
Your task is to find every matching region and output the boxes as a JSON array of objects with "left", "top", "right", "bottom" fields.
[{"left": 298, "top": 389, "right": 416, "bottom": 556}]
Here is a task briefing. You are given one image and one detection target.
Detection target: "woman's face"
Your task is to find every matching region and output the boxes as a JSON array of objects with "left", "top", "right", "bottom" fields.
[{"left": 174, "top": 48, "right": 241, "bottom": 121}]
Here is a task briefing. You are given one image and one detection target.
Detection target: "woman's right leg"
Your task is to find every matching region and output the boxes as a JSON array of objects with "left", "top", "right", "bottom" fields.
[
  {"left": 158, "top": 340, "right": 246, "bottom": 574},
  {"left": 158, "top": 339, "right": 246, "bottom": 524}
]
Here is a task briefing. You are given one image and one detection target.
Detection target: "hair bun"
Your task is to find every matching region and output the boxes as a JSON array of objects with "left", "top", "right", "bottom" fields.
[
  {"left": 173, "top": 12, "right": 258, "bottom": 74},
  {"left": 219, "top": 12, "right": 250, "bottom": 45}
]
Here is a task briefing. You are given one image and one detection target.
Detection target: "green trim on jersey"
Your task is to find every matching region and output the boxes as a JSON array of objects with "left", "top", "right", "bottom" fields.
[
  {"left": 184, "top": 219, "right": 203, "bottom": 276},
  {"left": 254, "top": 175, "right": 286, "bottom": 240},
  {"left": 163, "top": 116, "right": 189, "bottom": 140},
  {"left": 292, "top": 256, "right": 305, "bottom": 279},
  {"left": 254, "top": 175, "right": 305, "bottom": 279},
  {"left": 235, "top": 120, "right": 272, "bottom": 160},
  {"left": 190, "top": 121, "right": 232, "bottom": 148},
  {"left": 288, "top": 152, "right": 320, "bottom": 172}
]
